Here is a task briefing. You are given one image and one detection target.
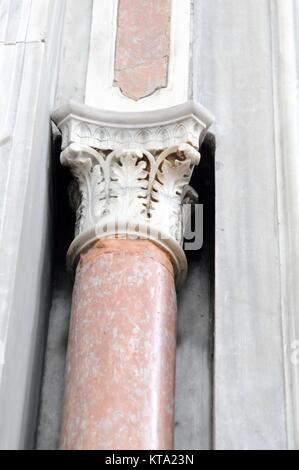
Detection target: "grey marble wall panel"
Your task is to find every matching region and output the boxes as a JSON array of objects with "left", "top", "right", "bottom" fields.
[
  {"left": 193, "top": 0, "right": 289, "bottom": 450},
  {"left": 0, "top": 0, "right": 66, "bottom": 449}
]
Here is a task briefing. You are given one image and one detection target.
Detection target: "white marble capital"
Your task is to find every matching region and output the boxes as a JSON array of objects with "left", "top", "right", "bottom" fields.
[{"left": 52, "top": 101, "right": 213, "bottom": 287}]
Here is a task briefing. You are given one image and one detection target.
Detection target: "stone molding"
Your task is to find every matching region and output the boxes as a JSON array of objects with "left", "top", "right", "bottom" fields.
[
  {"left": 53, "top": 100, "right": 213, "bottom": 151},
  {"left": 53, "top": 101, "right": 214, "bottom": 287}
]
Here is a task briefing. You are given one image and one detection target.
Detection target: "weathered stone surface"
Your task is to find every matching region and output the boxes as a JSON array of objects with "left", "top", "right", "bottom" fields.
[
  {"left": 114, "top": 0, "right": 170, "bottom": 100},
  {"left": 60, "top": 239, "right": 177, "bottom": 450}
]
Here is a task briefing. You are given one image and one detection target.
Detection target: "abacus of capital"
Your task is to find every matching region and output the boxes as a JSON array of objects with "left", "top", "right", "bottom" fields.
[{"left": 53, "top": 100, "right": 213, "bottom": 450}]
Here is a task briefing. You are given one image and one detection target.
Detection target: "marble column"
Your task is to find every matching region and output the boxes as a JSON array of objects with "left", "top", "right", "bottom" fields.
[
  {"left": 60, "top": 239, "right": 176, "bottom": 450},
  {"left": 53, "top": 101, "right": 213, "bottom": 449}
]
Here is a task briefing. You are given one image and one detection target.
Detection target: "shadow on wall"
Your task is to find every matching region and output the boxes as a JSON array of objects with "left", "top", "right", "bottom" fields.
[
  {"left": 35, "top": 128, "right": 74, "bottom": 450},
  {"left": 51, "top": 127, "right": 76, "bottom": 269},
  {"left": 175, "top": 132, "right": 215, "bottom": 450}
]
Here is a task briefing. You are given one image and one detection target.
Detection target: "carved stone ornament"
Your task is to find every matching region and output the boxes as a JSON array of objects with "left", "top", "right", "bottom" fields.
[{"left": 52, "top": 101, "right": 214, "bottom": 287}]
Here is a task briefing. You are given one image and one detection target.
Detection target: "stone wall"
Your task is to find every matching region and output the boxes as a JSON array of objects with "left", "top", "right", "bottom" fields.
[
  {"left": 0, "top": 0, "right": 66, "bottom": 449},
  {"left": 194, "top": 0, "right": 299, "bottom": 450}
]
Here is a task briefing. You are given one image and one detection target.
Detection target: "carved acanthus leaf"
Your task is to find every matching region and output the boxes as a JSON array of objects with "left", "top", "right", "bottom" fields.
[
  {"left": 63, "top": 143, "right": 200, "bottom": 241},
  {"left": 109, "top": 151, "right": 148, "bottom": 219},
  {"left": 150, "top": 158, "right": 192, "bottom": 240}
]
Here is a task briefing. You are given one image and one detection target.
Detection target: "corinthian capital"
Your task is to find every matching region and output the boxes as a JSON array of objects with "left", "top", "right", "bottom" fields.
[{"left": 53, "top": 101, "right": 213, "bottom": 287}]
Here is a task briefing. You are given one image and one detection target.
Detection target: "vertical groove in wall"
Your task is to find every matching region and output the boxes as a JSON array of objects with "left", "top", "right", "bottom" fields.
[
  {"left": 269, "top": 0, "right": 299, "bottom": 449},
  {"left": 190, "top": 0, "right": 215, "bottom": 450},
  {"left": 189, "top": 0, "right": 195, "bottom": 101},
  {"left": 83, "top": 0, "right": 95, "bottom": 101},
  {"left": 174, "top": 137, "right": 215, "bottom": 450}
]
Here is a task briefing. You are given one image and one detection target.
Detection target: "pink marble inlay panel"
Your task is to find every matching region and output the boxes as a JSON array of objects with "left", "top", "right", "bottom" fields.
[
  {"left": 114, "top": 0, "right": 171, "bottom": 100},
  {"left": 60, "top": 240, "right": 177, "bottom": 450}
]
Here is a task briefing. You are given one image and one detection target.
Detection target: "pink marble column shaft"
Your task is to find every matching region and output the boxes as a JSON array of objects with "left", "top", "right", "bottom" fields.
[{"left": 60, "top": 239, "right": 177, "bottom": 450}]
